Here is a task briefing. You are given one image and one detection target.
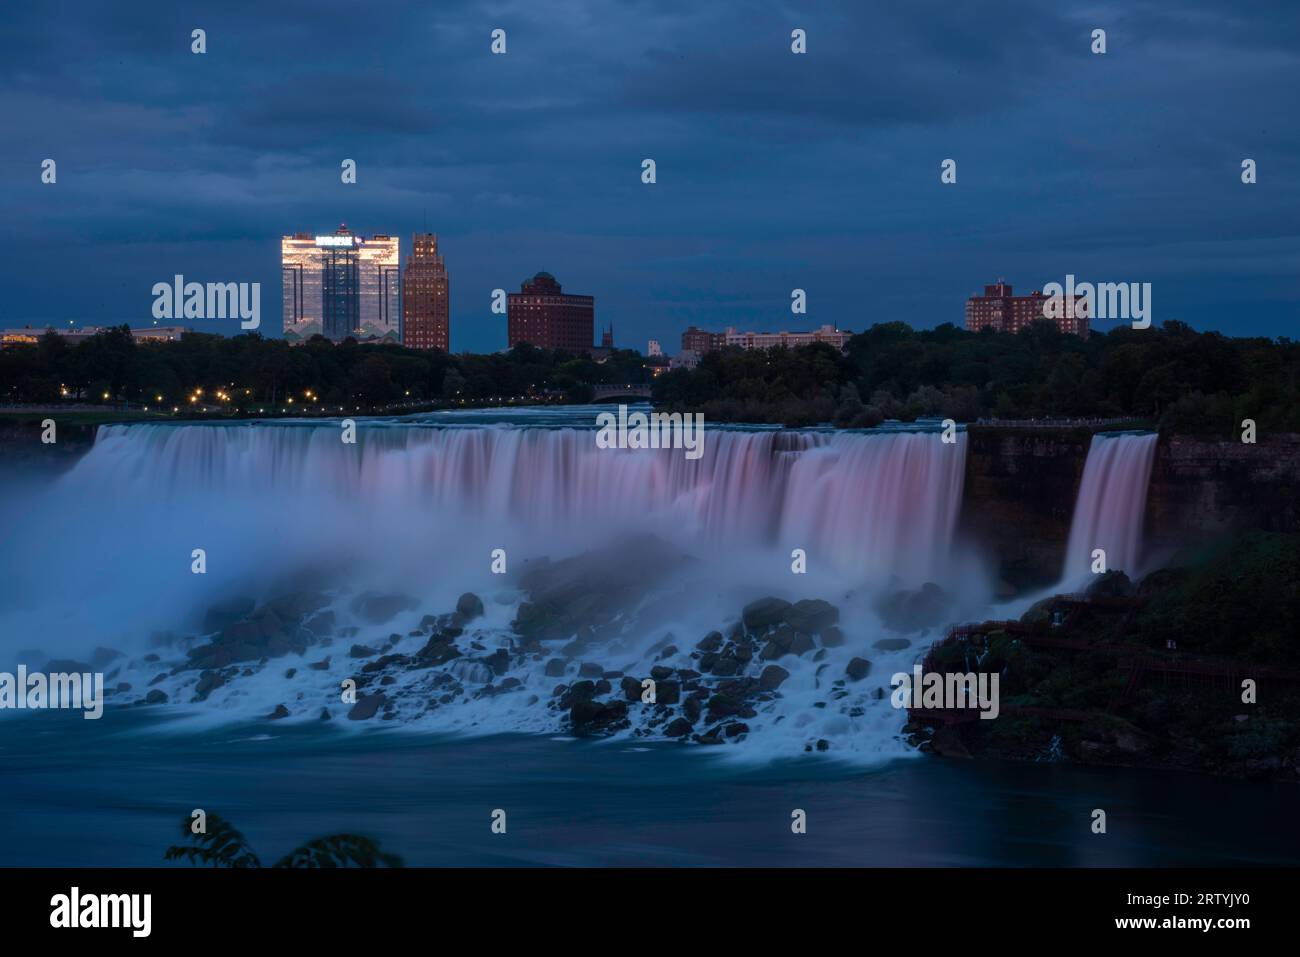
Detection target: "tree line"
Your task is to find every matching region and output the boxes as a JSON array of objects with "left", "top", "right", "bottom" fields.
[{"left": 652, "top": 320, "right": 1300, "bottom": 435}]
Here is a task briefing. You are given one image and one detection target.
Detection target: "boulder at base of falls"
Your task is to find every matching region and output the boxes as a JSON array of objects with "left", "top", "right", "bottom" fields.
[
  {"left": 347, "top": 693, "right": 386, "bottom": 721},
  {"left": 845, "top": 657, "right": 872, "bottom": 681},
  {"left": 742, "top": 597, "right": 792, "bottom": 634},
  {"left": 783, "top": 599, "right": 839, "bottom": 635},
  {"left": 875, "top": 582, "right": 952, "bottom": 633},
  {"left": 456, "top": 592, "right": 485, "bottom": 621},
  {"left": 350, "top": 592, "right": 419, "bottom": 625},
  {"left": 570, "top": 699, "right": 629, "bottom": 736},
  {"left": 758, "top": 664, "right": 790, "bottom": 691}
]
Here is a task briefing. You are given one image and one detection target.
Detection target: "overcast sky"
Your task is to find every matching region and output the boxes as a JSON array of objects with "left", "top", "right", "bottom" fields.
[{"left": 1, "top": 0, "right": 1296, "bottom": 352}]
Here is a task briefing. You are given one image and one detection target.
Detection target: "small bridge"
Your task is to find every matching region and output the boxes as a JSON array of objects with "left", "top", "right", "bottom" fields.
[{"left": 591, "top": 383, "right": 652, "bottom": 401}]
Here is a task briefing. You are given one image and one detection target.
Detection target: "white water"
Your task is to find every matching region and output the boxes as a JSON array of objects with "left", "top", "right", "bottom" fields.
[
  {"left": 0, "top": 413, "right": 987, "bottom": 760},
  {"left": 1062, "top": 432, "right": 1159, "bottom": 585}
]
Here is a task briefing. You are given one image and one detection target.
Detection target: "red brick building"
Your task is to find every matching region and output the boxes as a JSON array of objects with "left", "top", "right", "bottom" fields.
[
  {"left": 401, "top": 234, "right": 450, "bottom": 350},
  {"left": 965, "top": 280, "right": 1089, "bottom": 337},
  {"left": 681, "top": 325, "right": 725, "bottom": 354},
  {"left": 507, "top": 272, "right": 594, "bottom": 353}
]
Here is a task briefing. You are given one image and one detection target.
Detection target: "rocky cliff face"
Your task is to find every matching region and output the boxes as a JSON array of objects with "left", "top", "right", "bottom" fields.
[
  {"left": 959, "top": 428, "right": 1092, "bottom": 591},
  {"left": 959, "top": 427, "right": 1300, "bottom": 593}
]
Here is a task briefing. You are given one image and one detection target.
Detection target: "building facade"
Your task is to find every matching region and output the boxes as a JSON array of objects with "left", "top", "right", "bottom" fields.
[
  {"left": 401, "top": 233, "right": 450, "bottom": 351},
  {"left": 722, "top": 324, "right": 852, "bottom": 351},
  {"left": 965, "top": 280, "right": 1089, "bottom": 337},
  {"left": 282, "top": 226, "right": 400, "bottom": 342},
  {"left": 681, "top": 325, "right": 725, "bottom": 354},
  {"left": 506, "top": 272, "right": 594, "bottom": 353}
]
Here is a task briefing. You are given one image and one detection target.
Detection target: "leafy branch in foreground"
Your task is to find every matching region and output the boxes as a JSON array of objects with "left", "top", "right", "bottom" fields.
[{"left": 163, "top": 811, "right": 403, "bottom": 868}]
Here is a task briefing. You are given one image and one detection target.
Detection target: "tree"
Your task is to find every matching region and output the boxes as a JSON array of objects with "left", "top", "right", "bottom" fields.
[{"left": 163, "top": 811, "right": 403, "bottom": 868}]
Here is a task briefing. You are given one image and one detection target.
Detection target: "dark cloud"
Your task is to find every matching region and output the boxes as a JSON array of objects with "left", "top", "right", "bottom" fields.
[{"left": 0, "top": 0, "right": 1296, "bottom": 349}]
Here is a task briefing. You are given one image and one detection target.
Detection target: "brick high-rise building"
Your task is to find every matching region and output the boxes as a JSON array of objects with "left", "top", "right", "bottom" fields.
[
  {"left": 965, "top": 280, "right": 1089, "bottom": 337},
  {"left": 401, "top": 234, "right": 450, "bottom": 351},
  {"left": 506, "top": 272, "right": 594, "bottom": 353},
  {"left": 681, "top": 325, "right": 724, "bottom": 354}
]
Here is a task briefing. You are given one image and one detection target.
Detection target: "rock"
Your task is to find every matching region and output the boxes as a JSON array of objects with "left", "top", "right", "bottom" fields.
[
  {"left": 664, "top": 717, "right": 694, "bottom": 737},
  {"left": 309, "top": 657, "right": 331, "bottom": 670},
  {"left": 820, "top": 626, "right": 846, "bottom": 647},
  {"left": 711, "top": 656, "right": 740, "bottom": 677},
  {"left": 194, "top": 671, "right": 225, "bottom": 699},
  {"left": 350, "top": 592, "right": 419, "bottom": 625},
  {"left": 545, "top": 658, "right": 568, "bottom": 678},
  {"left": 1084, "top": 570, "right": 1134, "bottom": 600},
  {"left": 349, "top": 644, "right": 378, "bottom": 659},
  {"left": 347, "top": 693, "right": 386, "bottom": 721},
  {"left": 725, "top": 722, "right": 750, "bottom": 738},
  {"left": 559, "top": 680, "right": 597, "bottom": 709},
  {"left": 362, "top": 653, "right": 407, "bottom": 674},
  {"left": 284, "top": 668, "right": 297, "bottom": 679},
  {"left": 319, "top": 708, "right": 331, "bottom": 720},
  {"left": 682, "top": 697, "right": 702, "bottom": 723},
  {"left": 650, "top": 665, "right": 673, "bottom": 681},
  {"left": 783, "top": 599, "right": 839, "bottom": 634},
  {"left": 456, "top": 592, "right": 485, "bottom": 621},
  {"left": 144, "top": 689, "right": 168, "bottom": 705},
  {"left": 620, "top": 676, "right": 643, "bottom": 701},
  {"left": 269, "top": 704, "right": 290, "bottom": 720},
  {"left": 91, "top": 647, "right": 122, "bottom": 668},
  {"left": 742, "top": 597, "right": 792, "bottom": 634},
  {"left": 202, "top": 595, "right": 256, "bottom": 633},
  {"left": 696, "top": 631, "right": 723, "bottom": 652},
  {"left": 876, "top": 582, "right": 952, "bottom": 632},
  {"left": 578, "top": 661, "right": 604, "bottom": 678},
  {"left": 815, "top": 738, "right": 830, "bottom": 752},
  {"left": 845, "top": 657, "right": 872, "bottom": 681},
  {"left": 931, "top": 727, "right": 971, "bottom": 759},
  {"left": 789, "top": 632, "right": 815, "bottom": 656},
  {"left": 570, "top": 699, "right": 629, "bottom": 735},
  {"left": 656, "top": 681, "right": 681, "bottom": 705},
  {"left": 304, "top": 610, "right": 336, "bottom": 636},
  {"left": 872, "top": 638, "right": 910, "bottom": 652},
  {"left": 416, "top": 636, "right": 461, "bottom": 666},
  {"left": 758, "top": 664, "right": 790, "bottom": 691}
]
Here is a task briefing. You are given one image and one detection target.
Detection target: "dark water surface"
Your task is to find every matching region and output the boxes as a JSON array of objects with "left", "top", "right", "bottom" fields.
[{"left": 2, "top": 710, "right": 1297, "bottom": 867}]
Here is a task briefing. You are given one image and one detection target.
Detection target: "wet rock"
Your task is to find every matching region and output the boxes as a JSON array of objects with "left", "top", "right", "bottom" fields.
[
  {"left": 815, "top": 738, "right": 830, "bottom": 752},
  {"left": 845, "top": 657, "right": 872, "bottom": 681},
  {"left": 309, "top": 656, "right": 331, "bottom": 671},
  {"left": 695, "top": 725, "right": 726, "bottom": 745},
  {"left": 711, "top": 656, "right": 741, "bottom": 677},
  {"left": 269, "top": 704, "right": 290, "bottom": 720},
  {"left": 820, "top": 625, "right": 846, "bottom": 647},
  {"left": 872, "top": 638, "right": 910, "bottom": 652},
  {"left": 456, "top": 592, "right": 485, "bottom": 621},
  {"left": 284, "top": 668, "right": 297, "bottom": 679},
  {"left": 657, "top": 645, "right": 678, "bottom": 660},
  {"left": 742, "top": 597, "right": 792, "bottom": 634},
  {"left": 319, "top": 708, "right": 331, "bottom": 720},
  {"left": 559, "top": 680, "right": 597, "bottom": 709},
  {"left": 931, "top": 727, "right": 971, "bottom": 759},
  {"left": 361, "top": 654, "right": 407, "bottom": 674},
  {"left": 578, "top": 661, "right": 604, "bottom": 678},
  {"left": 144, "top": 689, "right": 168, "bottom": 705},
  {"left": 696, "top": 631, "right": 724, "bottom": 652},
  {"left": 759, "top": 664, "right": 790, "bottom": 691},
  {"left": 570, "top": 699, "right": 629, "bottom": 735},
  {"left": 683, "top": 697, "right": 702, "bottom": 723},
  {"left": 202, "top": 596, "right": 256, "bottom": 633},
  {"left": 415, "top": 635, "right": 461, "bottom": 666},
  {"left": 656, "top": 681, "right": 681, "bottom": 705},
  {"left": 664, "top": 717, "right": 694, "bottom": 737},
  {"left": 304, "top": 610, "right": 336, "bottom": 637},
  {"left": 784, "top": 599, "right": 839, "bottom": 634},
  {"left": 349, "top": 644, "right": 378, "bottom": 659},
  {"left": 725, "top": 722, "right": 749, "bottom": 738},
  {"left": 193, "top": 671, "right": 225, "bottom": 699},
  {"left": 1085, "top": 570, "right": 1134, "bottom": 600},
  {"left": 351, "top": 592, "right": 419, "bottom": 625},
  {"left": 545, "top": 658, "right": 568, "bottom": 678},
  {"left": 620, "top": 675, "right": 643, "bottom": 701},
  {"left": 877, "top": 582, "right": 952, "bottom": 633},
  {"left": 347, "top": 693, "right": 386, "bottom": 721},
  {"left": 148, "top": 673, "right": 167, "bottom": 686}
]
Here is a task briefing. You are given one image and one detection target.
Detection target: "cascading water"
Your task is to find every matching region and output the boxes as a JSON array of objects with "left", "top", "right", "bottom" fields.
[
  {"left": 0, "top": 412, "right": 978, "bottom": 759},
  {"left": 1061, "top": 432, "right": 1159, "bottom": 585}
]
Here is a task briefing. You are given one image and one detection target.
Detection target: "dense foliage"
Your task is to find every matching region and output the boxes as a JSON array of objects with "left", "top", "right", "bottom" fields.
[
  {"left": 0, "top": 328, "right": 654, "bottom": 412},
  {"left": 653, "top": 320, "right": 1300, "bottom": 433}
]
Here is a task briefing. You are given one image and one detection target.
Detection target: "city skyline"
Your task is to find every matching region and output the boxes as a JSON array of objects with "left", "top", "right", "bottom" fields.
[{"left": 3, "top": 2, "right": 1297, "bottom": 352}]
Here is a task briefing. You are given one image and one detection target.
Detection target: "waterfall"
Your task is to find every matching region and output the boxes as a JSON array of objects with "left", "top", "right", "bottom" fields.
[
  {"left": 1062, "top": 432, "right": 1159, "bottom": 584},
  {"left": 61, "top": 421, "right": 967, "bottom": 585}
]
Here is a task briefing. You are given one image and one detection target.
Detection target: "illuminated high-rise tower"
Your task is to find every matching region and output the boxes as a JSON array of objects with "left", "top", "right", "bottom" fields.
[
  {"left": 281, "top": 225, "right": 400, "bottom": 342},
  {"left": 401, "top": 234, "right": 450, "bottom": 351}
]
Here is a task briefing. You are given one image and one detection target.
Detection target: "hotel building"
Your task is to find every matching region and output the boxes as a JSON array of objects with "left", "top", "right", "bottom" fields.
[
  {"left": 282, "top": 226, "right": 400, "bottom": 342},
  {"left": 506, "top": 272, "right": 595, "bottom": 353}
]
